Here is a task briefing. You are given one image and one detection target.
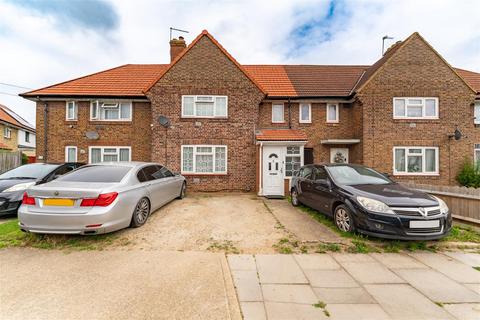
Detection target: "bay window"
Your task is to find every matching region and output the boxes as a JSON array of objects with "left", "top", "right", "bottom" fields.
[
  {"left": 181, "top": 145, "right": 227, "bottom": 174},
  {"left": 181, "top": 95, "right": 228, "bottom": 118},
  {"left": 393, "top": 147, "right": 439, "bottom": 175},
  {"left": 393, "top": 97, "right": 438, "bottom": 119},
  {"left": 272, "top": 103, "right": 284, "bottom": 123},
  {"left": 89, "top": 147, "right": 131, "bottom": 163},
  {"left": 285, "top": 146, "right": 302, "bottom": 177},
  {"left": 90, "top": 101, "right": 132, "bottom": 121},
  {"left": 66, "top": 101, "right": 77, "bottom": 121},
  {"left": 299, "top": 103, "right": 311, "bottom": 123},
  {"left": 65, "top": 146, "right": 77, "bottom": 162}
]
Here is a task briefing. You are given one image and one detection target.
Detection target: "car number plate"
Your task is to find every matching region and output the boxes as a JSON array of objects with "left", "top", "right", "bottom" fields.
[
  {"left": 43, "top": 198, "right": 75, "bottom": 206},
  {"left": 409, "top": 220, "right": 440, "bottom": 228}
]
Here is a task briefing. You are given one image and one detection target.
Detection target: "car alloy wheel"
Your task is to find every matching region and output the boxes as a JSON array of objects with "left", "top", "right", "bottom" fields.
[
  {"left": 291, "top": 189, "right": 299, "bottom": 206},
  {"left": 335, "top": 206, "right": 353, "bottom": 232},
  {"left": 131, "top": 198, "right": 150, "bottom": 227}
]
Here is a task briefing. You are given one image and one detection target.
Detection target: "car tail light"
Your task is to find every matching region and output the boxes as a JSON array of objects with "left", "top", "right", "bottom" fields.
[
  {"left": 80, "top": 192, "right": 118, "bottom": 207},
  {"left": 22, "top": 192, "right": 36, "bottom": 205}
]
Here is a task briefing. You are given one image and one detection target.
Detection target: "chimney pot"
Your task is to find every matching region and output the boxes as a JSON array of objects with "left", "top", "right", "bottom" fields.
[{"left": 169, "top": 36, "right": 186, "bottom": 62}]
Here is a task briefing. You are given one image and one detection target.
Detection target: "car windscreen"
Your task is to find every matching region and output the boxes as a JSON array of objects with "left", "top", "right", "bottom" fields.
[
  {"left": 56, "top": 165, "right": 132, "bottom": 183},
  {"left": 326, "top": 166, "right": 392, "bottom": 186},
  {"left": 0, "top": 164, "right": 60, "bottom": 180}
]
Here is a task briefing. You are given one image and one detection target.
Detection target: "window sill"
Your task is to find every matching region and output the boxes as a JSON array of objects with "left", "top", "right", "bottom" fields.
[
  {"left": 88, "top": 120, "right": 133, "bottom": 124},
  {"left": 393, "top": 173, "right": 440, "bottom": 177},
  {"left": 392, "top": 119, "right": 440, "bottom": 123},
  {"left": 181, "top": 116, "right": 228, "bottom": 120}
]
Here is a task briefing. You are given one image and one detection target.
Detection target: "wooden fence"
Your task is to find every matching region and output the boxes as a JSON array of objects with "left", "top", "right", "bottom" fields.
[
  {"left": 402, "top": 182, "right": 480, "bottom": 225},
  {"left": 0, "top": 151, "right": 22, "bottom": 174}
]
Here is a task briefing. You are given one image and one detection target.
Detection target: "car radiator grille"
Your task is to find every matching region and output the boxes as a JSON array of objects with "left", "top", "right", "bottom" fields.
[{"left": 392, "top": 206, "right": 441, "bottom": 217}]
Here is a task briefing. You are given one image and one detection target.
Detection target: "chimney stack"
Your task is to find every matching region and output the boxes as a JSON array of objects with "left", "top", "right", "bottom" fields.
[{"left": 169, "top": 36, "right": 186, "bottom": 62}]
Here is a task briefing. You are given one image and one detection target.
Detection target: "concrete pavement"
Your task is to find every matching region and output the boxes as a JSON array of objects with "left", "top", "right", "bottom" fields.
[{"left": 228, "top": 252, "right": 480, "bottom": 320}]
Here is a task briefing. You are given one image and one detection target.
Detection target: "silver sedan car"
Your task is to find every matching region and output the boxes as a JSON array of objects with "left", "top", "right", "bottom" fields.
[{"left": 18, "top": 162, "right": 186, "bottom": 235}]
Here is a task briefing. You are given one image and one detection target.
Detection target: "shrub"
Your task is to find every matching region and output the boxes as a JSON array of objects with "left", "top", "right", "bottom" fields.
[
  {"left": 456, "top": 160, "right": 480, "bottom": 188},
  {"left": 21, "top": 153, "right": 29, "bottom": 165}
]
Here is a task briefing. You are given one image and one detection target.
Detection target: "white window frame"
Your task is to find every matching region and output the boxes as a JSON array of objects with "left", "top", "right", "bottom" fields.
[
  {"left": 181, "top": 95, "right": 228, "bottom": 118},
  {"left": 272, "top": 103, "right": 285, "bottom": 123},
  {"left": 393, "top": 146, "right": 439, "bottom": 176},
  {"left": 475, "top": 144, "right": 480, "bottom": 166},
  {"left": 88, "top": 146, "right": 132, "bottom": 163},
  {"left": 299, "top": 103, "right": 311, "bottom": 123},
  {"left": 90, "top": 101, "right": 132, "bottom": 121},
  {"left": 65, "top": 146, "right": 78, "bottom": 162},
  {"left": 181, "top": 145, "right": 228, "bottom": 174},
  {"left": 285, "top": 145, "right": 304, "bottom": 177},
  {"left": 474, "top": 102, "right": 480, "bottom": 125},
  {"left": 326, "top": 103, "right": 339, "bottom": 123},
  {"left": 65, "top": 101, "right": 78, "bottom": 121},
  {"left": 393, "top": 97, "right": 439, "bottom": 119},
  {"left": 3, "top": 126, "right": 11, "bottom": 139}
]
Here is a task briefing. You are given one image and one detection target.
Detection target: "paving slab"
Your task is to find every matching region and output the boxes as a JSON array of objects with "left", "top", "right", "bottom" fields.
[
  {"left": 231, "top": 270, "right": 263, "bottom": 302},
  {"left": 294, "top": 254, "right": 341, "bottom": 270},
  {"left": 443, "top": 252, "right": 480, "bottom": 268},
  {"left": 256, "top": 255, "right": 308, "bottom": 284},
  {"left": 240, "top": 302, "right": 267, "bottom": 320},
  {"left": 409, "top": 252, "right": 480, "bottom": 283},
  {"left": 364, "top": 284, "right": 453, "bottom": 320},
  {"left": 262, "top": 284, "right": 318, "bottom": 304},
  {"left": 370, "top": 253, "right": 428, "bottom": 269},
  {"left": 326, "top": 304, "right": 391, "bottom": 320},
  {"left": 264, "top": 302, "right": 329, "bottom": 320},
  {"left": 395, "top": 268, "right": 480, "bottom": 303},
  {"left": 331, "top": 253, "right": 376, "bottom": 263},
  {"left": 264, "top": 199, "right": 343, "bottom": 242},
  {"left": 304, "top": 269, "right": 358, "bottom": 288},
  {"left": 228, "top": 254, "right": 257, "bottom": 271},
  {"left": 443, "top": 303, "right": 480, "bottom": 320},
  {"left": 465, "top": 283, "right": 480, "bottom": 294},
  {"left": 313, "top": 287, "right": 376, "bottom": 304},
  {"left": 340, "top": 262, "right": 405, "bottom": 284}
]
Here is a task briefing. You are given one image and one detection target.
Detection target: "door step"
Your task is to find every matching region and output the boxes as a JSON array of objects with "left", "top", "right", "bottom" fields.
[{"left": 264, "top": 195, "right": 285, "bottom": 199}]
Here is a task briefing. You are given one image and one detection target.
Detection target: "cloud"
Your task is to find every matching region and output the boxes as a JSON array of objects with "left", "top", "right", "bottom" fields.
[
  {"left": 8, "top": 0, "right": 118, "bottom": 31},
  {"left": 0, "top": 0, "right": 479, "bottom": 126}
]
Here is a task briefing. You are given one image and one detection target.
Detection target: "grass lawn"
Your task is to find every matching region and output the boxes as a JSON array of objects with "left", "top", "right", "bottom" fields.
[
  {"left": 0, "top": 219, "right": 120, "bottom": 250},
  {"left": 286, "top": 197, "right": 480, "bottom": 254}
]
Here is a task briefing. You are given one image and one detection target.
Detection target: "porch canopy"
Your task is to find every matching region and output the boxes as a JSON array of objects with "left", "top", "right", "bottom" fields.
[{"left": 256, "top": 129, "right": 307, "bottom": 142}]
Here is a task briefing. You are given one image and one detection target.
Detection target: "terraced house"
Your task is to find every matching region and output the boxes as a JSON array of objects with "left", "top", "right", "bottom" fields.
[{"left": 21, "top": 30, "right": 480, "bottom": 196}]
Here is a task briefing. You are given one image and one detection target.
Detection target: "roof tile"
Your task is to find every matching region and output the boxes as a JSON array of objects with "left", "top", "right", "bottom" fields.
[{"left": 256, "top": 129, "right": 307, "bottom": 141}]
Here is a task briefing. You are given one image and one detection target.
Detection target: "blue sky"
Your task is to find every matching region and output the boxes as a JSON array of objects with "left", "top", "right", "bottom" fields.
[{"left": 0, "top": 0, "right": 479, "bottom": 125}]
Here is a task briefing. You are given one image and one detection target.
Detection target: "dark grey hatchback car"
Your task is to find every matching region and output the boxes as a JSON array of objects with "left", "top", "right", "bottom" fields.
[{"left": 291, "top": 164, "right": 451, "bottom": 240}]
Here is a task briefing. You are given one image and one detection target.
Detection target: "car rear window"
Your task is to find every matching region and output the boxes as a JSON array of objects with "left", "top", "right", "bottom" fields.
[{"left": 57, "top": 165, "right": 131, "bottom": 183}]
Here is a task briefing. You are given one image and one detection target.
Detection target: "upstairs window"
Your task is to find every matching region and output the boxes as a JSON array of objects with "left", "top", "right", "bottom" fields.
[
  {"left": 25, "top": 131, "right": 30, "bottom": 142},
  {"left": 393, "top": 97, "right": 438, "bottom": 119},
  {"left": 475, "top": 102, "right": 480, "bottom": 125},
  {"left": 393, "top": 147, "right": 439, "bottom": 175},
  {"left": 326, "top": 104, "right": 339, "bottom": 123},
  {"left": 66, "top": 101, "right": 78, "bottom": 121},
  {"left": 3, "top": 126, "right": 11, "bottom": 139},
  {"left": 299, "top": 103, "right": 311, "bottom": 123},
  {"left": 272, "top": 103, "right": 284, "bottom": 123},
  {"left": 181, "top": 95, "right": 228, "bottom": 118},
  {"left": 90, "top": 101, "right": 132, "bottom": 121}
]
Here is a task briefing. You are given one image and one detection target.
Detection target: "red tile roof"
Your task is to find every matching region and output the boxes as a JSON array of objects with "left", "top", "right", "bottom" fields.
[
  {"left": 0, "top": 104, "right": 33, "bottom": 131},
  {"left": 22, "top": 64, "right": 168, "bottom": 97},
  {"left": 0, "top": 142, "right": 12, "bottom": 150},
  {"left": 455, "top": 68, "right": 480, "bottom": 93},
  {"left": 256, "top": 129, "right": 307, "bottom": 141}
]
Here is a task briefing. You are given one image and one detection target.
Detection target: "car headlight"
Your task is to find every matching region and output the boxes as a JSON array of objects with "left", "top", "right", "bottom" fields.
[
  {"left": 357, "top": 196, "right": 395, "bottom": 214},
  {"left": 3, "top": 182, "right": 35, "bottom": 193},
  {"left": 432, "top": 196, "right": 449, "bottom": 214}
]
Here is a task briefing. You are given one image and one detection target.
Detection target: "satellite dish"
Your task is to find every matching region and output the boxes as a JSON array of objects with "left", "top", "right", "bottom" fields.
[
  {"left": 85, "top": 131, "right": 99, "bottom": 140},
  {"left": 158, "top": 116, "right": 171, "bottom": 128},
  {"left": 454, "top": 128, "right": 462, "bottom": 140}
]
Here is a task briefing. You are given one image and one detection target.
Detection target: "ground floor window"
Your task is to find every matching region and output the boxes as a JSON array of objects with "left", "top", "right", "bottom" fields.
[
  {"left": 65, "top": 146, "right": 77, "bottom": 162},
  {"left": 89, "top": 146, "right": 131, "bottom": 163},
  {"left": 285, "top": 146, "right": 301, "bottom": 177},
  {"left": 393, "top": 147, "right": 438, "bottom": 175},
  {"left": 181, "top": 145, "right": 227, "bottom": 174}
]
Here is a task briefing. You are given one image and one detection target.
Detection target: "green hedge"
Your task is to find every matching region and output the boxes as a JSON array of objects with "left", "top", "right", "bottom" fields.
[{"left": 457, "top": 159, "right": 480, "bottom": 188}]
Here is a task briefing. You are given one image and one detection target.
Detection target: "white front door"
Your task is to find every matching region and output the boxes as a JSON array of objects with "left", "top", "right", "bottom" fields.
[
  {"left": 330, "top": 148, "right": 349, "bottom": 163},
  {"left": 263, "top": 146, "right": 284, "bottom": 196}
]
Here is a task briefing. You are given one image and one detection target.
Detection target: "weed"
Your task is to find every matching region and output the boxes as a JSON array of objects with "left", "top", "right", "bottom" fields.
[
  {"left": 348, "top": 239, "right": 377, "bottom": 253},
  {"left": 300, "top": 246, "right": 308, "bottom": 254},
  {"left": 442, "top": 226, "right": 480, "bottom": 243},
  {"left": 474, "top": 267, "right": 480, "bottom": 271},
  {"left": 315, "top": 243, "right": 341, "bottom": 253},
  {"left": 207, "top": 240, "right": 240, "bottom": 254},
  {"left": 434, "top": 302, "right": 444, "bottom": 308},
  {"left": 313, "top": 301, "right": 326, "bottom": 309}
]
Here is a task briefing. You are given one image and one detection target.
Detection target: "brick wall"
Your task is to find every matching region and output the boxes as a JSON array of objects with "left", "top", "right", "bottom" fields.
[
  {"left": 257, "top": 101, "right": 362, "bottom": 164},
  {"left": 0, "top": 123, "right": 18, "bottom": 151},
  {"left": 358, "top": 34, "right": 478, "bottom": 185},
  {"left": 35, "top": 100, "right": 151, "bottom": 163},
  {"left": 147, "top": 35, "right": 265, "bottom": 191}
]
